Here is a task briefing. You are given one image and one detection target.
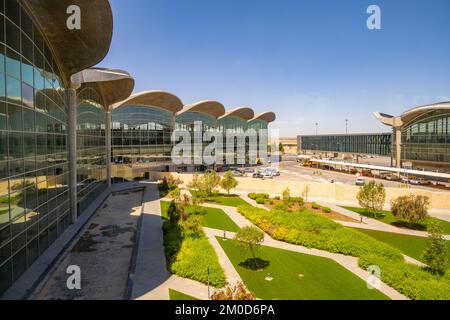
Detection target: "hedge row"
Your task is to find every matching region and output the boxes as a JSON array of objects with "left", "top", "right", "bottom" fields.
[
  {"left": 359, "top": 254, "right": 450, "bottom": 300},
  {"left": 163, "top": 221, "right": 226, "bottom": 288}
]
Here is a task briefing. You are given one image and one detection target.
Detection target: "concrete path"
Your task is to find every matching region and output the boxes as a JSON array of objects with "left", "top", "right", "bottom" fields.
[
  {"left": 317, "top": 202, "right": 450, "bottom": 240},
  {"left": 201, "top": 203, "right": 409, "bottom": 300}
]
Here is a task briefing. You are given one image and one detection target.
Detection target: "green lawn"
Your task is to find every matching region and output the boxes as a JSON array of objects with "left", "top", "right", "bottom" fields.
[
  {"left": 343, "top": 206, "right": 450, "bottom": 234},
  {"left": 352, "top": 228, "right": 450, "bottom": 266},
  {"left": 161, "top": 201, "right": 239, "bottom": 232},
  {"left": 190, "top": 191, "right": 249, "bottom": 207},
  {"left": 217, "top": 237, "right": 389, "bottom": 300},
  {"left": 169, "top": 289, "right": 198, "bottom": 300}
]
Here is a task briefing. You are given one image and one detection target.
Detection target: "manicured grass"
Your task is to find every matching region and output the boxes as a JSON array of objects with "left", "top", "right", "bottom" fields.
[
  {"left": 161, "top": 201, "right": 240, "bottom": 232},
  {"left": 352, "top": 228, "right": 450, "bottom": 266},
  {"left": 343, "top": 206, "right": 450, "bottom": 234},
  {"left": 217, "top": 237, "right": 389, "bottom": 300},
  {"left": 169, "top": 289, "right": 198, "bottom": 300},
  {"left": 190, "top": 191, "right": 249, "bottom": 207}
]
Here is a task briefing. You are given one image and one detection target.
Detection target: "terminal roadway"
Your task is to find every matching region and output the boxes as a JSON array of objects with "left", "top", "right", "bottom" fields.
[{"left": 276, "top": 161, "right": 445, "bottom": 192}]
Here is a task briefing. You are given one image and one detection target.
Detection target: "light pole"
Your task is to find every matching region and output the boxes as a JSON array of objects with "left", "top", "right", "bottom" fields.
[
  {"left": 315, "top": 123, "right": 319, "bottom": 136},
  {"left": 345, "top": 119, "right": 349, "bottom": 134}
]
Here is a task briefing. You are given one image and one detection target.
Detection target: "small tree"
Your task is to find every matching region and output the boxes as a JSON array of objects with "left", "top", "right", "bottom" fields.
[
  {"left": 211, "top": 282, "right": 255, "bottom": 300},
  {"left": 356, "top": 181, "right": 386, "bottom": 217},
  {"left": 179, "top": 215, "right": 202, "bottom": 238},
  {"left": 169, "top": 187, "right": 181, "bottom": 201},
  {"left": 282, "top": 188, "right": 291, "bottom": 206},
  {"left": 167, "top": 200, "right": 180, "bottom": 224},
  {"left": 220, "top": 171, "right": 239, "bottom": 195},
  {"left": 421, "top": 221, "right": 448, "bottom": 275},
  {"left": 279, "top": 143, "right": 285, "bottom": 154},
  {"left": 234, "top": 226, "right": 264, "bottom": 263},
  {"left": 202, "top": 170, "right": 222, "bottom": 196},
  {"left": 391, "top": 194, "right": 430, "bottom": 222},
  {"left": 302, "top": 184, "right": 311, "bottom": 203},
  {"left": 188, "top": 173, "right": 202, "bottom": 191}
]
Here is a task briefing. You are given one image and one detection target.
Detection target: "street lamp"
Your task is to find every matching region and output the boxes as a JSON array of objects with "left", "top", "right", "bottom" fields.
[
  {"left": 315, "top": 123, "right": 319, "bottom": 136},
  {"left": 345, "top": 119, "right": 349, "bottom": 134}
]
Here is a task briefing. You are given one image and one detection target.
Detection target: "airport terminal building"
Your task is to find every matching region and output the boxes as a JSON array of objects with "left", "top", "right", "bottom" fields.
[
  {"left": 0, "top": 0, "right": 275, "bottom": 295},
  {"left": 298, "top": 103, "right": 450, "bottom": 173}
]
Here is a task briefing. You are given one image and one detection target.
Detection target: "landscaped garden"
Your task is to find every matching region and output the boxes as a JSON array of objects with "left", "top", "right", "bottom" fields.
[
  {"left": 352, "top": 228, "right": 450, "bottom": 267},
  {"left": 190, "top": 190, "right": 249, "bottom": 208},
  {"left": 218, "top": 236, "right": 389, "bottom": 300},
  {"left": 237, "top": 204, "right": 450, "bottom": 299},
  {"left": 160, "top": 201, "right": 226, "bottom": 288},
  {"left": 161, "top": 201, "right": 240, "bottom": 232},
  {"left": 343, "top": 206, "right": 450, "bottom": 234}
]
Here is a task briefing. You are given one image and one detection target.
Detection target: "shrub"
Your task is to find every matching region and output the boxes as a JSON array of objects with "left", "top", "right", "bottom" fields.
[
  {"left": 357, "top": 181, "right": 386, "bottom": 213},
  {"left": 359, "top": 254, "right": 450, "bottom": 300},
  {"left": 248, "top": 193, "right": 270, "bottom": 200},
  {"left": 168, "top": 201, "right": 180, "bottom": 224},
  {"left": 237, "top": 205, "right": 402, "bottom": 260},
  {"left": 422, "top": 221, "right": 448, "bottom": 275},
  {"left": 169, "top": 236, "right": 226, "bottom": 288},
  {"left": 282, "top": 188, "right": 291, "bottom": 205},
  {"left": 211, "top": 282, "right": 255, "bottom": 300},
  {"left": 179, "top": 215, "right": 203, "bottom": 238},
  {"left": 391, "top": 194, "right": 430, "bottom": 222},
  {"left": 322, "top": 207, "right": 332, "bottom": 214},
  {"left": 291, "top": 197, "right": 305, "bottom": 207},
  {"left": 189, "top": 171, "right": 222, "bottom": 196},
  {"left": 255, "top": 197, "right": 267, "bottom": 205},
  {"left": 274, "top": 196, "right": 281, "bottom": 201},
  {"left": 311, "top": 202, "right": 321, "bottom": 210}
]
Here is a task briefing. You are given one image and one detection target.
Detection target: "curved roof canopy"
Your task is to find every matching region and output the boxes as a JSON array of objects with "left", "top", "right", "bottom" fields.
[
  {"left": 177, "top": 100, "right": 226, "bottom": 119},
  {"left": 72, "top": 68, "right": 135, "bottom": 109},
  {"left": 113, "top": 91, "right": 184, "bottom": 114},
  {"left": 401, "top": 102, "right": 450, "bottom": 124},
  {"left": 20, "top": 0, "right": 113, "bottom": 87},
  {"left": 249, "top": 112, "right": 276, "bottom": 123},
  {"left": 218, "top": 107, "right": 255, "bottom": 121},
  {"left": 374, "top": 101, "right": 450, "bottom": 128}
]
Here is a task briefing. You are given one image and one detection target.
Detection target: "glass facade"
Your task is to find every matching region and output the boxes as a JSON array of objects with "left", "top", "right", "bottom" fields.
[
  {"left": 0, "top": 0, "right": 71, "bottom": 294},
  {"left": 112, "top": 105, "right": 173, "bottom": 166},
  {"left": 298, "top": 133, "right": 392, "bottom": 156},
  {"left": 401, "top": 110, "right": 450, "bottom": 164},
  {"left": 76, "top": 88, "right": 107, "bottom": 214}
]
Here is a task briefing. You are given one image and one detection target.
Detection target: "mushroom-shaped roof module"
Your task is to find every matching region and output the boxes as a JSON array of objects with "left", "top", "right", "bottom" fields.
[
  {"left": 249, "top": 112, "right": 276, "bottom": 123},
  {"left": 218, "top": 107, "right": 255, "bottom": 121},
  {"left": 20, "top": 0, "right": 113, "bottom": 87},
  {"left": 72, "top": 68, "right": 135, "bottom": 110},
  {"left": 177, "top": 100, "right": 226, "bottom": 119},
  {"left": 113, "top": 91, "right": 184, "bottom": 114}
]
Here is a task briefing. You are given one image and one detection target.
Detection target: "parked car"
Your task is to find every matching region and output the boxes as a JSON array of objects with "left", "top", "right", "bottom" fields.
[
  {"left": 355, "top": 177, "right": 365, "bottom": 186},
  {"left": 417, "top": 178, "right": 430, "bottom": 185},
  {"left": 261, "top": 170, "right": 274, "bottom": 179},
  {"left": 232, "top": 170, "right": 244, "bottom": 177},
  {"left": 401, "top": 177, "right": 409, "bottom": 184},
  {"left": 252, "top": 172, "right": 263, "bottom": 179},
  {"left": 265, "top": 168, "right": 280, "bottom": 176}
]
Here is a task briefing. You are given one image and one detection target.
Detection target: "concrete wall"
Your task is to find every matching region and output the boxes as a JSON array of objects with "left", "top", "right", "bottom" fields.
[{"left": 176, "top": 174, "right": 450, "bottom": 211}]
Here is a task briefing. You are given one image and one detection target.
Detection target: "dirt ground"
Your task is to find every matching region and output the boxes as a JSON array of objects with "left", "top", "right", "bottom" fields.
[{"left": 33, "top": 188, "right": 144, "bottom": 300}]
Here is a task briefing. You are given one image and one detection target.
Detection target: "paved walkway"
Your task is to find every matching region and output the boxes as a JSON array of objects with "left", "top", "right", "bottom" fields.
[{"left": 202, "top": 202, "right": 409, "bottom": 300}]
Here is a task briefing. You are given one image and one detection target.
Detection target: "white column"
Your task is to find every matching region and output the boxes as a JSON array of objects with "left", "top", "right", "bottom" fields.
[{"left": 106, "top": 110, "right": 112, "bottom": 187}]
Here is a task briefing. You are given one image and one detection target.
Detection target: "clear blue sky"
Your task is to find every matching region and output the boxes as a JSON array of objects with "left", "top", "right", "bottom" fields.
[{"left": 99, "top": 0, "right": 450, "bottom": 136}]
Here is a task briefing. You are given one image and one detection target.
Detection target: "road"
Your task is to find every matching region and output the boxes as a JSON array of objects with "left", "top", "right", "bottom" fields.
[{"left": 275, "top": 161, "right": 446, "bottom": 192}]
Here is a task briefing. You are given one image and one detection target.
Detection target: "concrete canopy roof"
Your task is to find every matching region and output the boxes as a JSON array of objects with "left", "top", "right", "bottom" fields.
[
  {"left": 218, "top": 107, "right": 255, "bottom": 121},
  {"left": 249, "top": 112, "right": 276, "bottom": 123},
  {"left": 176, "top": 100, "right": 226, "bottom": 119},
  {"left": 374, "top": 101, "right": 450, "bottom": 128},
  {"left": 400, "top": 101, "right": 450, "bottom": 124},
  {"left": 20, "top": 0, "right": 113, "bottom": 87},
  {"left": 113, "top": 91, "right": 184, "bottom": 114},
  {"left": 72, "top": 68, "right": 135, "bottom": 110}
]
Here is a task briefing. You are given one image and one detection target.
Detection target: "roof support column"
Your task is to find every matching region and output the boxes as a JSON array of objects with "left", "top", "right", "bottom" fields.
[
  {"left": 395, "top": 127, "right": 402, "bottom": 168},
  {"left": 66, "top": 88, "right": 78, "bottom": 223},
  {"left": 106, "top": 110, "right": 112, "bottom": 187}
]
